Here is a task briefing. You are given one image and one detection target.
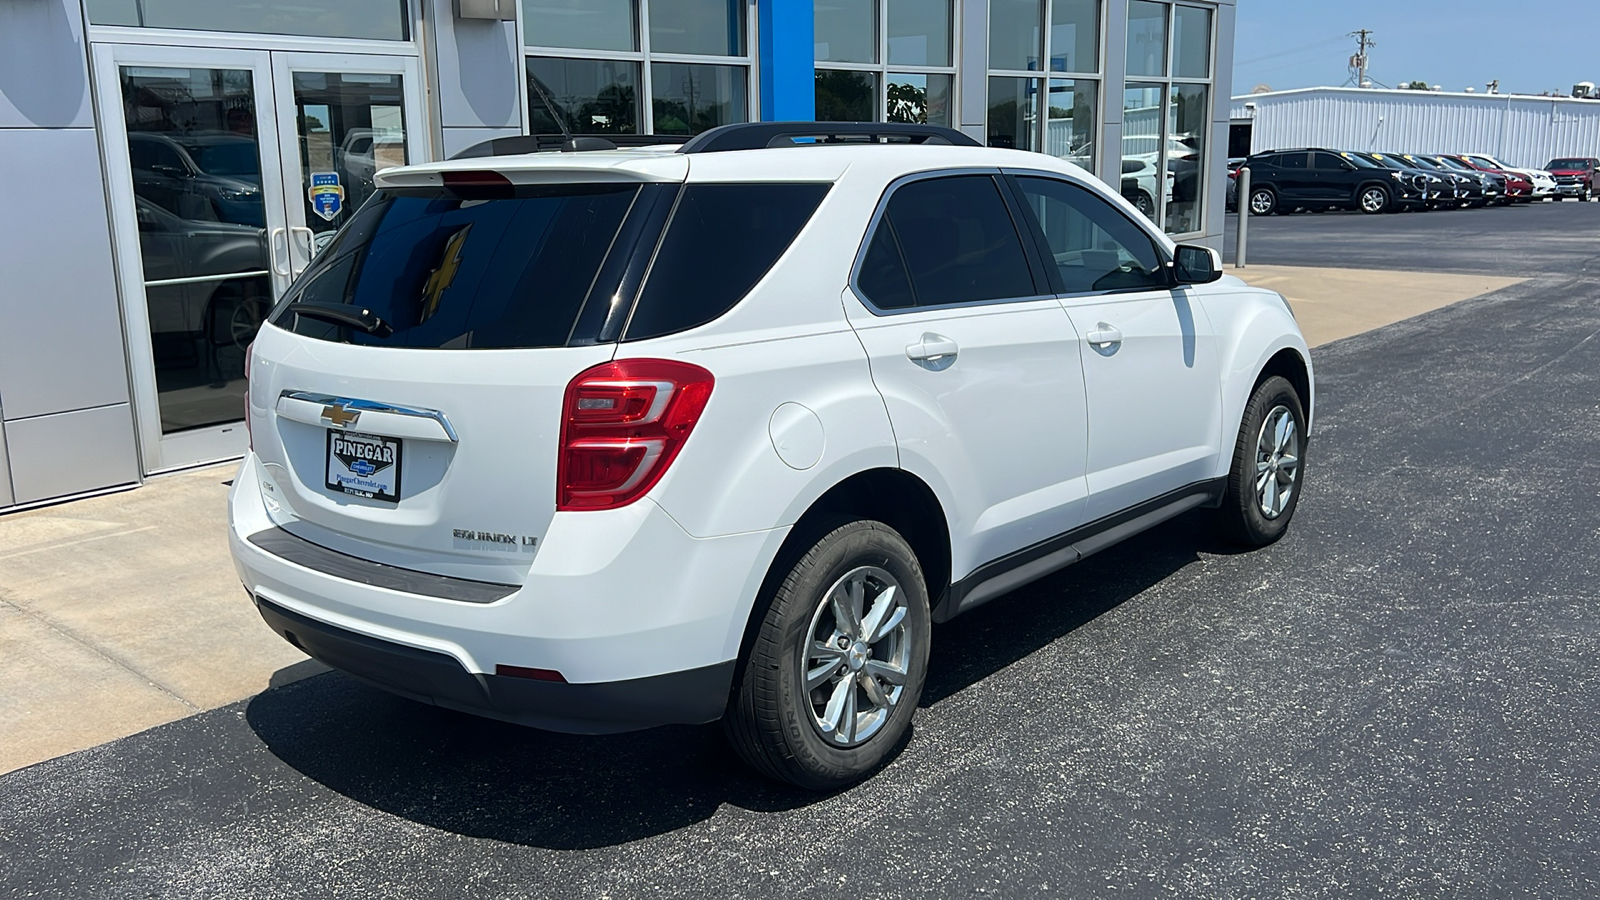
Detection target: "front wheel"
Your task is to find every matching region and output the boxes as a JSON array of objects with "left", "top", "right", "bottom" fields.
[
  {"left": 725, "top": 520, "right": 931, "bottom": 790},
  {"left": 1216, "top": 376, "right": 1307, "bottom": 546},
  {"left": 1359, "top": 186, "right": 1391, "bottom": 214}
]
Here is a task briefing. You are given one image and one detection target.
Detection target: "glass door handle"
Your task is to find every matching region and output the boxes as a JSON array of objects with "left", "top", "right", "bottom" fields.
[
  {"left": 289, "top": 226, "right": 317, "bottom": 274},
  {"left": 269, "top": 227, "right": 292, "bottom": 277}
]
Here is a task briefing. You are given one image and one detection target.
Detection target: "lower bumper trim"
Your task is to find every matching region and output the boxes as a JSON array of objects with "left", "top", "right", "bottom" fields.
[{"left": 255, "top": 596, "right": 734, "bottom": 734}]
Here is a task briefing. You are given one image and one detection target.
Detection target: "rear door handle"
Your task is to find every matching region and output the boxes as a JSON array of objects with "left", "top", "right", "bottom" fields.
[
  {"left": 1086, "top": 325, "right": 1123, "bottom": 347},
  {"left": 906, "top": 334, "right": 960, "bottom": 362}
]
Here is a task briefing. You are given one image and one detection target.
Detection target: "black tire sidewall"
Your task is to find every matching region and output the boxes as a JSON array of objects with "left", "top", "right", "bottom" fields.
[
  {"left": 746, "top": 521, "right": 931, "bottom": 789},
  {"left": 1250, "top": 188, "right": 1276, "bottom": 216},
  {"left": 1223, "top": 376, "right": 1307, "bottom": 545}
]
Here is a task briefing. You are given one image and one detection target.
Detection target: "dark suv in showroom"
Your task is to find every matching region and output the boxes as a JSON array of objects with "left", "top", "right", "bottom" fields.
[{"left": 1243, "top": 148, "right": 1426, "bottom": 215}]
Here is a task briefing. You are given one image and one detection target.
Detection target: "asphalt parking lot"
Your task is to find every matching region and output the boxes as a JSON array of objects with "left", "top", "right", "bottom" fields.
[
  {"left": 1225, "top": 197, "right": 1600, "bottom": 275},
  {"left": 4, "top": 204, "right": 1599, "bottom": 898}
]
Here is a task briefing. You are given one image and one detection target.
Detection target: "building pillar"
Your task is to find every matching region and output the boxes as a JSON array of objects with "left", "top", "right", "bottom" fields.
[{"left": 758, "top": 0, "right": 815, "bottom": 120}]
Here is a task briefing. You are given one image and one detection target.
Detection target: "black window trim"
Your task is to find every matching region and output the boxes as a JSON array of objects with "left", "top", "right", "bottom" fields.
[
  {"left": 848, "top": 167, "right": 1058, "bottom": 317},
  {"left": 1000, "top": 167, "right": 1177, "bottom": 302}
]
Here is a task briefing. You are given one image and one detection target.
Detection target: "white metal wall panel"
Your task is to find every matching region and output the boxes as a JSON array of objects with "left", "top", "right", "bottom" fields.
[{"left": 1233, "top": 88, "right": 1600, "bottom": 168}]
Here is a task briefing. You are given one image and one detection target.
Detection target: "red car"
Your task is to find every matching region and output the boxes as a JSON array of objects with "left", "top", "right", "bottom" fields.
[
  {"left": 1445, "top": 155, "right": 1533, "bottom": 202},
  {"left": 1543, "top": 157, "right": 1599, "bottom": 201}
]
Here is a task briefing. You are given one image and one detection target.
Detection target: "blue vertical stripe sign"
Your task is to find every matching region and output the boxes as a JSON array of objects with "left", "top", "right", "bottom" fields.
[{"left": 757, "top": 0, "right": 815, "bottom": 121}]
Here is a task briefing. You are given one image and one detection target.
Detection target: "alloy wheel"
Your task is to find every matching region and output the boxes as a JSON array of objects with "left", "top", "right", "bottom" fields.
[
  {"left": 803, "top": 566, "right": 913, "bottom": 748},
  {"left": 1360, "top": 187, "right": 1388, "bottom": 213},
  {"left": 1255, "top": 405, "right": 1300, "bottom": 519},
  {"left": 1250, "top": 190, "right": 1274, "bottom": 215}
]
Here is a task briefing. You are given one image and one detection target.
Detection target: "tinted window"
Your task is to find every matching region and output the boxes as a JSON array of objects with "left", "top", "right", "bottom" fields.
[
  {"left": 1011, "top": 176, "right": 1168, "bottom": 294},
  {"left": 625, "top": 183, "right": 830, "bottom": 341},
  {"left": 862, "top": 175, "right": 1036, "bottom": 309},
  {"left": 271, "top": 184, "right": 638, "bottom": 349},
  {"left": 1312, "top": 151, "right": 1350, "bottom": 170},
  {"left": 857, "top": 224, "right": 916, "bottom": 310},
  {"left": 1277, "top": 152, "right": 1309, "bottom": 170}
]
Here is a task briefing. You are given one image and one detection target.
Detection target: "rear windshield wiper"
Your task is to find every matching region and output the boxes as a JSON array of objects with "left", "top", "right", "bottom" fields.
[{"left": 288, "top": 301, "right": 394, "bottom": 338}]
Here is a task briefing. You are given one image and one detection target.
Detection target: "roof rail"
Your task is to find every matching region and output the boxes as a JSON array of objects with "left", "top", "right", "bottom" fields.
[
  {"left": 676, "top": 121, "right": 982, "bottom": 154},
  {"left": 449, "top": 133, "right": 691, "bottom": 160}
]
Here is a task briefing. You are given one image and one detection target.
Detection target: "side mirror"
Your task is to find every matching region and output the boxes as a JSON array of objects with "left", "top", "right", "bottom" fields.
[{"left": 1172, "top": 244, "right": 1223, "bottom": 285}]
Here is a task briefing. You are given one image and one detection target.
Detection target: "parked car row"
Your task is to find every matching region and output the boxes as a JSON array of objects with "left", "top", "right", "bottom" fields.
[{"left": 1226, "top": 148, "right": 1600, "bottom": 215}]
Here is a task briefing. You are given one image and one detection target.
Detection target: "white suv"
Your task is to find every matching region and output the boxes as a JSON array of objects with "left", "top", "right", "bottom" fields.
[{"left": 229, "top": 123, "right": 1313, "bottom": 789}]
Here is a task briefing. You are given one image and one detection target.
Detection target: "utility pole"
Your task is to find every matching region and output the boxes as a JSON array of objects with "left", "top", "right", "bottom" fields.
[{"left": 1349, "top": 29, "right": 1375, "bottom": 87}]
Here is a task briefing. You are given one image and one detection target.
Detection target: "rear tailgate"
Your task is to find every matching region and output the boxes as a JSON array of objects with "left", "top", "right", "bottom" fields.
[{"left": 243, "top": 159, "right": 684, "bottom": 583}]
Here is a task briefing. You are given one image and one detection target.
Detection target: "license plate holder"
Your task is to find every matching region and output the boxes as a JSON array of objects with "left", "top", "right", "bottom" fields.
[{"left": 325, "top": 430, "right": 403, "bottom": 503}]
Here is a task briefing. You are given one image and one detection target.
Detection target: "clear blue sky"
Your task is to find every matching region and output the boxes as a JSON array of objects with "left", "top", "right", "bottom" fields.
[{"left": 1233, "top": 2, "right": 1600, "bottom": 96}]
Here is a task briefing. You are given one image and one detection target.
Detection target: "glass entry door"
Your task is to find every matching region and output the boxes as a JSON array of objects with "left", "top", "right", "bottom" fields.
[
  {"left": 269, "top": 53, "right": 423, "bottom": 277},
  {"left": 94, "top": 43, "right": 423, "bottom": 473}
]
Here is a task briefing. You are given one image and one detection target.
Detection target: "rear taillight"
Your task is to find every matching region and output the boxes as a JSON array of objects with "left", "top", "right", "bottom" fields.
[
  {"left": 557, "top": 359, "right": 715, "bottom": 511},
  {"left": 243, "top": 341, "right": 254, "bottom": 452}
]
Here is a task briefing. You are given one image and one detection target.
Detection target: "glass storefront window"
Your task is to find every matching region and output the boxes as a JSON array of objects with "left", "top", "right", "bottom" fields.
[
  {"left": 88, "top": 0, "right": 408, "bottom": 41},
  {"left": 651, "top": 63, "right": 748, "bottom": 134},
  {"left": 1050, "top": 0, "right": 1100, "bottom": 74},
  {"left": 815, "top": 0, "right": 877, "bottom": 64},
  {"left": 527, "top": 57, "right": 641, "bottom": 134},
  {"left": 987, "top": 77, "right": 1038, "bottom": 152},
  {"left": 887, "top": 0, "right": 951, "bottom": 67},
  {"left": 1046, "top": 79, "right": 1096, "bottom": 169},
  {"left": 1172, "top": 5, "right": 1213, "bottom": 79},
  {"left": 523, "top": 0, "right": 637, "bottom": 52},
  {"left": 1122, "top": 3, "right": 1214, "bottom": 235},
  {"left": 816, "top": 70, "right": 877, "bottom": 121},
  {"left": 1126, "top": 1, "right": 1168, "bottom": 77},
  {"left": 650, "top": 0, "right": 745, "bottom": 56},
  {"left": 988, "top": 0, "right": 1043, "bottom": 72},
  {"left": 1165, "top": 83, "right": 1207, "bottom": 234},
  {"left": 887, "top": 73, "right": 952, "bottom": 127}
]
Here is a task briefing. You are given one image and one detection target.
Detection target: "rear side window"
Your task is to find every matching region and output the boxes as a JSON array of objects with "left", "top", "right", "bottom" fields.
[
  {"left": 272, "top": 184, "right": 638, "bottom": 349},
  {"left": 855, "top": 174, "right": 1037, "bottom": 310},
  {"left": 1277, "top": 152, "right": 1309, "bottom": 170},
  {"left": 624, "top": 183, "right": 830, "bottom": 341}
]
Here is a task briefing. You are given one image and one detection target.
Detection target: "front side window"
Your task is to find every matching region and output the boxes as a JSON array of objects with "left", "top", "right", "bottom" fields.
[
  {"left": 856, "top": 175, "right": 1037, "bottom": 310},
  {"left": 1011, "top": 175, "right": 1168, "bottom": 294}
]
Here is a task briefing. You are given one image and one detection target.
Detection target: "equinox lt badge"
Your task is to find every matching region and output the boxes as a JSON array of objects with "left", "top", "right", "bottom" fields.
[{"left": 453, "top": 528, "right": 538, "bottom": 550}]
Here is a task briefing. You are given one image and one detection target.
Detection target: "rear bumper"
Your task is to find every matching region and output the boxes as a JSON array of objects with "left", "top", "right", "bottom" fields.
[
  {"left": 229, "top": 452, "right": 788, "bottom": 732},
  {"left": 255, "top": 595, "right": 733, "bottom": 732}
]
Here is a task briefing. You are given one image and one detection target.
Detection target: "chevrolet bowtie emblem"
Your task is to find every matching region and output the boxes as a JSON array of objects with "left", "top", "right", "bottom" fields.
[{"left": 321, "top": 403, "right": 361, "bottom": 428}]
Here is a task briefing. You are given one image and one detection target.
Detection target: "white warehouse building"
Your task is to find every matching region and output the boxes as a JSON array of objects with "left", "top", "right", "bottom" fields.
[{"left": 1230, "top": 87, "right": 1600, "bottom": 169}]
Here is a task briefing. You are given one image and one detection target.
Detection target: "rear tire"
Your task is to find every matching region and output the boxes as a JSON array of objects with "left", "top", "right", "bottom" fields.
[
  {"left": 725, "top": 520, "right": 931, "bottom": 791},
  {"left": 1248, "top": 188, "right": 1277, "bottom": 216},
  {"left": 1216, "top": 376, "right": 1307, "bottom": 547}
]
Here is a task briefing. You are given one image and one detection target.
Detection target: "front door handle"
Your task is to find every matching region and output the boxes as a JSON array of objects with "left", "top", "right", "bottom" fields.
[
  {"left": 1086, "top": 325, "right": 1123, "bottom": 347},
  {"left": 906, "top": 334, "right": 960, "bottom": 362}
]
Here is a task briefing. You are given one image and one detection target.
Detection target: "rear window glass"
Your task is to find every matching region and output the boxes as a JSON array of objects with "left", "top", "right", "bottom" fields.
[
  {"left": 270, "top": 184, "right": 638, "bottom": 349},
  {"left": 623, "top": 183, "right": 830, "bottom": 341}
]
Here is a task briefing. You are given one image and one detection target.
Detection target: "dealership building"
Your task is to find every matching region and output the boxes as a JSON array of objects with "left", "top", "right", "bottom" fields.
[{"left": 0, "top": 0, "right": 1236, "bottom": 511}]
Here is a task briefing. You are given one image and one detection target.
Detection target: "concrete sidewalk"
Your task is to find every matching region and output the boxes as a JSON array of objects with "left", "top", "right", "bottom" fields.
[{"left": 0, "top": 264, "right": 1524, "bottom": 774}]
